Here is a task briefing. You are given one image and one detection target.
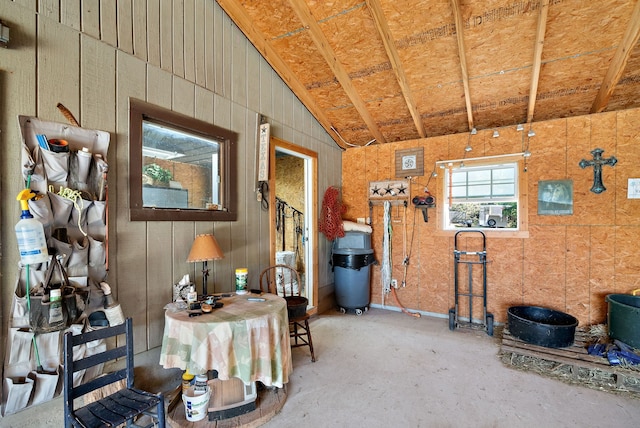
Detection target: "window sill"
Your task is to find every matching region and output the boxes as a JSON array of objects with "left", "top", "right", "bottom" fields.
[{"left": 434, "top": 228, "right": 529, "bottom": 239}]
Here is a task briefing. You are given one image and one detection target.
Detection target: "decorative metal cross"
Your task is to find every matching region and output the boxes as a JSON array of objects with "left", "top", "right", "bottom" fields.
[{"left": 579, "top": 148, "right": 617, "bottom": 194}]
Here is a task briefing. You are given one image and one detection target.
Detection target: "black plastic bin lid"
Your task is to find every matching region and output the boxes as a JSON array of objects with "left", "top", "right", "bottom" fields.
[{"left": 332, "top": 248, "right": 375, "bottom": 270}]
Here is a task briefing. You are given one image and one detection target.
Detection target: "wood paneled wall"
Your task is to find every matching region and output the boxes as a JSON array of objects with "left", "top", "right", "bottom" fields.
[
  {"left": 343, "top": 109, "right": 640, "bottom": 325},
  {"left": 0, "top": 0, "right": 341, "bottom": 358}
]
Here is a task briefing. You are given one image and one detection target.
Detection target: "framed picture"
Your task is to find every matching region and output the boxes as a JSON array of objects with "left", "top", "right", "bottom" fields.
[
  {"left": 395, "top": 147, "right": 424, "bottom": 177},
  {"left": 538, "top": 180, "right": 573, "bottom": 215}
]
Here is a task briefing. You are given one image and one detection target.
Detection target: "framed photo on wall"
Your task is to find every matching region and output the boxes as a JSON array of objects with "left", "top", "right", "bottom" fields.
[{"left": 538, "top": 180, "right": 573, "bottom": 215}]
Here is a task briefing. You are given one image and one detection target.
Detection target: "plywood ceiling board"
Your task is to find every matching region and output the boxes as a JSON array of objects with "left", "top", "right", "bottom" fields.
[
  {"left": 536, "top": 52, "right": 612, "bottom": 103},
  {"left": 423, "top": 110, "right": 470, "bottom": 137},
  {"left": 271, "top": 33, "right": 337, "bottom": 88},
  {"left": 380, "top": 0, "right": 452, "bottom": 35},
  {"left": 353, "top": 71, "right": 410, "bottom": 136},
  {"left": 460, "top": 0, "right": 538, "bottom": 78},
  {"left": 474, "top": 102, "right": 530, "bottom": 131},
  {"left": 306, "top": 0, "right": 365, "bottom": 22},
  {"left": 542, "top": 0, "right": 633, "bottom": 61},
  {"left": 316, "top": 6, "right": 407, "bottom": 128},
  {"left": 240, "top": 0, "right": 302, "bottom": 40},
  {"left": 327, "top": 102, "right": 373, "bottom": 131},
  {"left": 368, "top": 95, "right": 420, "bottom": 142},
  {"left": 607, "top": 46, "right": 640, "bottom": 110},
  {"left": 317, "top": 6, "right": 390, "bottom": 70},
  {"left": 340, "top": 128, "right": 377, "bottom": 146},
  {"left": 470, "top": 68, "right": 531, "bottom": 128},
  {"left": 310, "top": 80, "right": 352, "bottom": 108},
  {"left": 399, "top": 36, "right": 460, "bottom": 85},
  {"left": 316, "top": 88, "right": 372, "bottom": 142}
]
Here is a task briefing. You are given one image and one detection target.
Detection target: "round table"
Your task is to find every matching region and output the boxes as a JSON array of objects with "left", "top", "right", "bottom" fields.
[{"left": 160, "top": 293, "right": 292, "bottom": 388}]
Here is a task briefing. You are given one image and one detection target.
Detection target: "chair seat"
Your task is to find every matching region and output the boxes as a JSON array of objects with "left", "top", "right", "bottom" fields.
[{"left": 72, "top": 388, "right": 161, "bottom": 427}]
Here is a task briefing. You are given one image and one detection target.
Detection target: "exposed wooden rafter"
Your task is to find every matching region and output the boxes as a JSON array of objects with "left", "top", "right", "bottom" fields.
[
  {"left": 365, "top": 0, "right": 426, "bottom": 138},
  {"left": 450, "top": 0, "right": 474, "bottom": 131},
  {"left": 527, "top": 0, "right": 549, "bottom": 124},
  {"left": 591, "top": 0, "right": 640, "bottom": 113},
  {"left": 217, "top": 1, "right": 640, "bottom": 148},
  {"left": 287, "top": 0, "right": 387, "bottom": 145},
  {"left": 215, "top": 0, "right": 348, "bottom": 149}
]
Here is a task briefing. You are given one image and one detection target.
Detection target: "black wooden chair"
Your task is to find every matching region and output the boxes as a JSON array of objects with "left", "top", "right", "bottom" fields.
[
  {"left": 260, "top": 264, "right": 316, "bottom": 362},
  {"left": 63, "top": 317, "right": 166, "bottom": 427}
]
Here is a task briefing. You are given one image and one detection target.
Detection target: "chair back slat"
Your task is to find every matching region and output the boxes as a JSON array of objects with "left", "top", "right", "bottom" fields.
[
  {"left": 71, "top": 369, "right": 127, "bottom": 400},
  {"left": 70, "top": 321, "right": 126, "bottom": 345},
  {"left": 72, "top": 346, "right": 127, "bottom": 373}
]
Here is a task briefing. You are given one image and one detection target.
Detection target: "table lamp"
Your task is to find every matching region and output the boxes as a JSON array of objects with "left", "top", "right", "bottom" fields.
[{"left": 187, "top": 234, "right": 224, "bottom": 296}]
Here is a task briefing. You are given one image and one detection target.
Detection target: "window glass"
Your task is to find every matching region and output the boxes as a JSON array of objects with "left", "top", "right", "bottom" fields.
[{"left": 444, "top": 162, "right": 519, "bottom": 230}]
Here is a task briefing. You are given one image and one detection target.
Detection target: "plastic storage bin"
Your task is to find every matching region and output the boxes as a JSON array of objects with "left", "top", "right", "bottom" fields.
[{"left": 333, "top": 237, "right": 375, "bottom": 315}]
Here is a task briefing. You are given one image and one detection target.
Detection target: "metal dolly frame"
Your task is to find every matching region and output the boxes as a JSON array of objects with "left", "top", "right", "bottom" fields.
[{"left": 448, "top": 230, "right": 494, "bottom": 336}]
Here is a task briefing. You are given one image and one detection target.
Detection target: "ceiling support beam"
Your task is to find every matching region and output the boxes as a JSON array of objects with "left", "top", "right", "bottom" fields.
[
  {"left": 527, "top": 0, "right": 549, "bottom": 124},
  {"left": 591, "top": 0, "right": 640, "bottom": 113},
  {"left": 450, "top": 0, "right": 474, "bottom": 131},
  {"left": 215, "top": 0, "right": 348, "bottom": 148},
  {"left": 366, "top": 0, "right": 426, "bottom": 138},
  {"left": 287, "top": 0, "right": 387, "bottom": 144}
]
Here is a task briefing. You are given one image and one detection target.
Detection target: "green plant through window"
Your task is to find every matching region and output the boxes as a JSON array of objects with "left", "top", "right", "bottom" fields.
[{"left": 143, "top": 163, "right": 173, "bottom": 184}]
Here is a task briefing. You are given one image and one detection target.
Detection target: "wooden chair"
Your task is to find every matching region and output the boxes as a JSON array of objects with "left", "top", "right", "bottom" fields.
[
  {"left": 63, "top": 318, "right": 166, "bottom": 427},
  {"left": 260, "top": 264, "right": 316, "bottom": 362}
]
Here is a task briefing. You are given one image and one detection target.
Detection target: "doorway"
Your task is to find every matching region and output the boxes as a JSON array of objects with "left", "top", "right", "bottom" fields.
[{"left": 269, "top": 137, "right": 318, "bottom": 313}]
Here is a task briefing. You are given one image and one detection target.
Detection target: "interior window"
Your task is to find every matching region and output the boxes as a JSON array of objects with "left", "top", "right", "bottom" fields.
[
  {"left": 129, "top": 98, "right": 237, "bottom": 221},
  {"left": 443, "top": 162, "right": 519, "bottom": 230}
]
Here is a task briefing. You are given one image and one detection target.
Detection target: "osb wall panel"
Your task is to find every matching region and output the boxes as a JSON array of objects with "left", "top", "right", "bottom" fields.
[
  {"left": 342, "top": 106, "right": 640, "bottom": 325},
  {"left": 590, "top": 226, "right": 617, "bottom": 323}
]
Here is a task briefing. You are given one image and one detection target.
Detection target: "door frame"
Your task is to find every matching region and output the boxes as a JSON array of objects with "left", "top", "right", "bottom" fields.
[{"left": 269, "top": 137, "right": 318, "bottom": 314}]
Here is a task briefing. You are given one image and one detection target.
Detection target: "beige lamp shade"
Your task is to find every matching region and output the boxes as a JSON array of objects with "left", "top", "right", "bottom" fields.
[{"left": 186, "top": 234, "right": 224, "bottom": 262}]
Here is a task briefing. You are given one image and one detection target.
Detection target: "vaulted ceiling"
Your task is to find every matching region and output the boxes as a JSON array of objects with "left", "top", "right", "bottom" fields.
[{"left": 217, "top": 0, "right": 640, "bottom": 149}]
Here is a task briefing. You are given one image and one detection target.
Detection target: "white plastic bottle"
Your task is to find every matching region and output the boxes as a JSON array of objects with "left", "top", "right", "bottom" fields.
[
  {"left": 48, "top": 288, "right": 65, "bottom": 327},
  {"left": 15, "top": 189, "right": 49, "bottom": 265},
  {"left": 187, "top": 285, "right": 198, "bottom": 304}
]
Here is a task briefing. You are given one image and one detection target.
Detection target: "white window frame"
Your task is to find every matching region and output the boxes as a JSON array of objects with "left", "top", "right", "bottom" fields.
[{"left": 436, "top": 155, "right": 529, "bottom": 238}]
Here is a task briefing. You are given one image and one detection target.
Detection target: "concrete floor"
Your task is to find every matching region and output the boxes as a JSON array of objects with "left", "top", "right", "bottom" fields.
[{"left": 2, "top": 308, "right": 639, "bottom": 427}]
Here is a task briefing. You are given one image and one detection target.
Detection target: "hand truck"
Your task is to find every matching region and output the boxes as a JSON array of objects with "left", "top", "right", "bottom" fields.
[{"left": 448, "top": 230, "right": 494, "bottom": 336}]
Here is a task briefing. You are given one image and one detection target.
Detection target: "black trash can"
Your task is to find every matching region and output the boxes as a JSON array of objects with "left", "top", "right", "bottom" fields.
[{"left": 333, "top": 232, "right": 375, "bottom": 314}]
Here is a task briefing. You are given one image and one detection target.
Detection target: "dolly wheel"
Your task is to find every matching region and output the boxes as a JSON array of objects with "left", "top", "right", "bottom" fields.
[
  {"left": 338, "top": 307, "right": 346, "bottom": 314},
  {"left": 355, "top": 308, "right": 363, "bottom": 316},
  {"left": 448, "top": 309, "right": 456, "bottom": 331},
  {"left": 486, "top": 313, "right": 494, "bottom": 336}
]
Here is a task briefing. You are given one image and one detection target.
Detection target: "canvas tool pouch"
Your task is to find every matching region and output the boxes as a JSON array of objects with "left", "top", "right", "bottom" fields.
[
  {"left": 29, "top": 257, "right": 76, "bottom": 333},
  {"left": 2, "top": 377, "right": 34, "bottom": 416}
]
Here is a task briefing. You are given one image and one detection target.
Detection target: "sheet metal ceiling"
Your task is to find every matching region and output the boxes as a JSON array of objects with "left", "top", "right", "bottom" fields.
[{"left": 217, "top": 0, "right": 640, "bottom": 149}]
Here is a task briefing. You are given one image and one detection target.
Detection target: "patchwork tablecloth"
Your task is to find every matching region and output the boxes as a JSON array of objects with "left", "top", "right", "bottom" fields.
[{"left": 160, "top": 293, "right": 292, "bottom": 387}]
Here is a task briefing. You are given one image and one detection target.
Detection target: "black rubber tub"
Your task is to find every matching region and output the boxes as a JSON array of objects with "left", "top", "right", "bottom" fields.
[{"left": 508, "top": 306, "right": 578, "bottom": 348}]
